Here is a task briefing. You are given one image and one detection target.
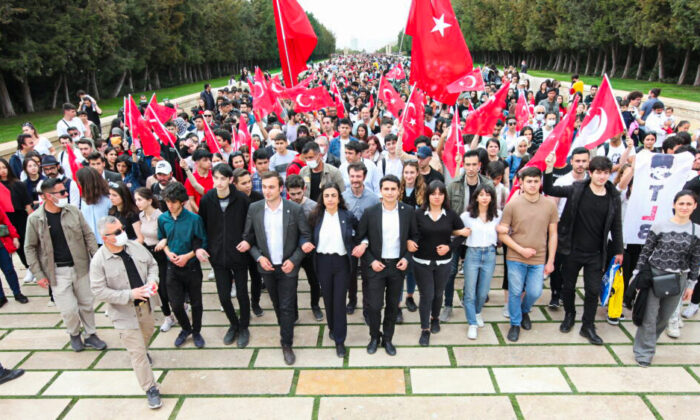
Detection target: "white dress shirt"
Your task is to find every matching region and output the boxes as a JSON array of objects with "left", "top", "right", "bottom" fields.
[
  {"left": 264, "top": 202, "right": 285, "bottom": 265},
  {"left": 381, "top": 204, "right": 401, "bottom": 259},
  {"left": 460, "top": 211, "right": 501, "bottom": 247},
  {"left": 317, "top": 211, "right": 347, "bottom": 255}
]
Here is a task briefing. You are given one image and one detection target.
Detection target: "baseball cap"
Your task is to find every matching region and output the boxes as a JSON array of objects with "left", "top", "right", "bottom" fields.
[
  {"left": 416, "top": 146, "right": 432, "bottom": 159},
  {"left": 155, "top": 160, "right": 172, "bottom": 175}
]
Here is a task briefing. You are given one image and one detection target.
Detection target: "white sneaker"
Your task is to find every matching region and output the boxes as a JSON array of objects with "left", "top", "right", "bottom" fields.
[
  {"left": 208, "top": 271, "right": 215, "bottom": 280},
  {"left": 682, "top": 303, "right": 699, "bottom": 319},
  {"left": 475, "top": 313, "right": 484, "bottom": 328},
  {"left": 160, "top": 315, "right": 175, "bottom": 332},
  {"left": 467, "top": 325, "right": 478, "bottom": 340},
  {"left": 502, "top": 305, "right": 510, "bottom": 319},
  {"left": 23, "top": 271, "right": 34, "bottom": 284},
  {"left": 666, "top": 318, "right": 681, "bottom": 338},
  {"left": 47, "top": 300, "right": 56, "bottom": 307},
  {"left": 230, "top": 283, "right": 237, "bottom": 298},
  {"left": 439, "top": 306, "right": 452, "bottom": 322}
]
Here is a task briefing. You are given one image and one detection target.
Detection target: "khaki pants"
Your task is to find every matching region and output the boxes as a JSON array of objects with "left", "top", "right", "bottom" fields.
[
  {"left": 119, "top": 304, "right": 156, "bottom": 392},
  {"left": 54, "top": 266, "right": 96, "bottom": 336}
]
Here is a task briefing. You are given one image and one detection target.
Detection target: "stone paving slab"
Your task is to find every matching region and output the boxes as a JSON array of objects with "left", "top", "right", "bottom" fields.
[
  {"left": 0, "top": 398, "right": 70, "bottom": 420},
  {"left": 349, "top": 346, "right": 450, "bottom": 367},
  {"left": 0, "top": 313, "right": 61, "bottom": 328},
  {"left": 646, "top": 395, "right": 700, "bottom": 419},
  {"left": 410, "top": 368, "right": 495, "bottom": 394},
  {"left": 453, "top": 344, "right": 617, "bottom": 366},
  {"left": 611, "top": 344, "right": 700, "bottom": 365},
  {"left": 496, "top": 322, "right": 631, "bottom": 344},
  {"left": 64, "top": 398, "right": 177, "bottom": 420},
  {"left": 0, "top": 329, "right": 69, "bottom": 350},
  {"left": 176, "top": 397, "right": 315, "bottom": 420},
  {"left": 493, "top": 367, "right": 572, "bottom": 393},
  {"left": 255, "top": 348, "right": 343, "bottom": 367},
  {"left": 321, "top": 323, "right": 499, "bottom": 347},
  {"left": 20, "top": 350, "right": 99, "bottom": 370},
  {"left": 565, "top": 366, "right": 700, "bottom": 392},
  {"left": 0, "top": 350, "right": 29, "bottom": 368},
  {"left": 296, "top": 369, "right": 405, "bottom": 395},
  {"left": 160, "top": 369, "right": 293, "bottom": 395},
  {"left": 43, "top": 370, "right": 163, "bottom": 396},
  {"left": 0, "top": 371, "right": 55, "bottom": 396},
  {"left": 95, "top": 348, "right": 253, "bottom": 369},
  {"left": 517, "top": 395, "right": 655, "bottom": 420},
  {"left": 318, "top": 396, "right": 515, "bottom": 419},
  {"left": 150, "top": 325, "right": 320, "bottom": 348}
]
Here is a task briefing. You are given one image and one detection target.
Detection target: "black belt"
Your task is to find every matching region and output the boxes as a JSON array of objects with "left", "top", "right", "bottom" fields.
[
  {"left": 380, "top": 258, "right": 400, "bottom": 264},
  {"left": 56, "top": 262, "right": 74, "bottom": 268}
]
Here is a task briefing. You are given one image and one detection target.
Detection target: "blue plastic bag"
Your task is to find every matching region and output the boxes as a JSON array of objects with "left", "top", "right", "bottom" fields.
[{"left": 600, "top": 257, "right": 621, "bottom": 306}]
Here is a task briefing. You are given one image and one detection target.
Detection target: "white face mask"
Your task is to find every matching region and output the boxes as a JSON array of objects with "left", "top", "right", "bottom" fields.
[
  {"left": 319, "top": 146, "right": 326, "bottom": 155},
  {"left": 535, "top": 114, "right": 544, "bottom": 121},
  {"left": 306, "top": 159, "right": 319, "bottom": 170},
  {"left": 114, "top": 231, "right": 128, "bottom": 247},
  {"left": 546, "top": 119, "right": 556, "bottom": 127},
  {"left": 55, "top": 197, "right": 68, "bottom": 208},
  {"left": 431, "top": 140, "right": 439, "bottom": 149}
]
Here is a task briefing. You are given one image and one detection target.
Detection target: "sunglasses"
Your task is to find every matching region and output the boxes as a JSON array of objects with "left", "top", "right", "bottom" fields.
[
  {"left": 49, "top": 189, "right": 69, "bottom": 196},
  {"left": 204, "top": 114, "right": 213, "bottom": 117},
  {"left": 508, "top": 122, "right": 517, "bottom": 126},
  {"left": 536, "top": 112, "right": 545, "bottom": 115},
  {"left": 104, "top": 228, "right": 123, "bottom": 237}
]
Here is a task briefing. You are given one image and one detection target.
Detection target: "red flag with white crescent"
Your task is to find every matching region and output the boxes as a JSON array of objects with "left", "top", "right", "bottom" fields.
[
  {"left": 447, "top": 67, "right": 485, "bottom": 93},
  {"left": 569, "top": 74, "right": 625, "bottom": 151},
  {"left": 400, "top": 87, "right": 425, "bottom": 152},
  {"left": 379, "top": 77, "right": 405, "bottom": 118}
]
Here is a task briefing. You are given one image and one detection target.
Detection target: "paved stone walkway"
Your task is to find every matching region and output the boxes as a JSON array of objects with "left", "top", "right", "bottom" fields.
[{"left": 1, "top": 255, "right": 698, "bottom": 419}]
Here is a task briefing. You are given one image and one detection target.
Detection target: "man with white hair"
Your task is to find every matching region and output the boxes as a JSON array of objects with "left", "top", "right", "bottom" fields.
[
  {"left": 530, "top": 105, "right": 546, "bottom": 131},
  {"left": 315, "top": 136, "right": 340, "bottom": 168},
  {"left": 90, "top": 216, "right": 162, "bottom": 409}
]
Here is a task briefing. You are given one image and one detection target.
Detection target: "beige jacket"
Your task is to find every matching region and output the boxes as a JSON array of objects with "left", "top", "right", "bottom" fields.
[
  {"left": 90, "top": 241, "right": 161, "bottom": 330},
  {"left": 299, "top": 162, "right": 345, "bottom": 198},
  {"left": 25, "top": 204, "right": 98, "bottom": 286}
]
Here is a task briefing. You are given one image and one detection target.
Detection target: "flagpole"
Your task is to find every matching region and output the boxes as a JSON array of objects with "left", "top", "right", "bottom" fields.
[
  {"left": 400, "top": 82, "right": 417, "bottom": 126},
  {"left": 274, "top": 0, "right": 295, "bottom": 87}
]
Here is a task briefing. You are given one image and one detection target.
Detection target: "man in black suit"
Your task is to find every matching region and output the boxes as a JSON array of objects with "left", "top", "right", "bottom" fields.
[
  {"left": 239, "top": 171, "right": 313, "bottom": 365},
  {"left": 86, "top": 152, "right": 121, "bottom": 183},
  {"left": 355, "top": 175, "right": 418, "bottom": 356}
]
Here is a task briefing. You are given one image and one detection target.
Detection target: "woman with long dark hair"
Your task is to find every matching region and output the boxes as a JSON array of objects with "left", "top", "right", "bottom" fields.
[
  {"left": 76, "top": 167, "right": 111, "bottom": 244},
  {"left": 461, "top": 184, "right": 501, "bottom": 340},
  {"left": 309, "top": 183, "right": 358, "bottom": 358},
  {"left": 0, "top": 158, "right": 33, "bottom": 283},
  {"left": 398, "top": 161, "right": 425, "bottom": 315},
  {"left": 108, "top": 182, "right": 141, "bottom": 241},
  {"left": 412, "top": 181, "right": 467, "bottom": 346}
]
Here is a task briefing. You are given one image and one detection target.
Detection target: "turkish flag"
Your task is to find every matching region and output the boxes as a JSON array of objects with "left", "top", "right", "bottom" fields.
[
  {"left": 330, "top": 82, "right": 345, "bottom": 118},
  {"left": 386, "top": 62, "right": 406, "bottom": 80},
  {"left": 273, "top": 0, "right": 317, "bottom": 87},
  {"left": 236, "top": 114, "right": 253, "bottom": 149},
  {"left": 147, "top": 94, "right": 176, "bottom": 123},
  {"left": 569, "top": 74, "right": 625, "bottom": 151},
  {"left": 145, "top": 104, "right": 176, "bottom": 148},
  {"left": 462, "top": 83, "right": 509, "bottom": 136},
  {"left": 515, "top": 92, "right": 530, "bottom": 132},
  {"left": 293, "top": 86, "right": 334, "bottom": 112},
  {"left": 251, "top": 67, "right": 275, "bottom": 117},
  {"left": 406, "top": 0, "right": 473, "bottom": 105},
  {"left": 125, "top": 95, "right": 161, "bottom": 157},
  {"left": 200, "top": 115, "right": 222, "bottom": 154},
  {"left": 443, "top": 106, "right": 462, "bottom": 177},
  {"left": 400, "top": 88, "right": 425, "bottom": 152},
  {"left": 379, "top": 77, "right": 405, "bottom": 118},
  {"left": 447, "top": 67, "right": 485, "bottom": 93}
]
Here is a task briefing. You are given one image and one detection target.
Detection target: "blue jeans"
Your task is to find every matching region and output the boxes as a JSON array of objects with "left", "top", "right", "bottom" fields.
[
  {"left": 0, "top": 247, "right": 20, "bottom": 299},
  {"left": 506, "top": 260, "right": 544, "bottom": 326},
  {"left": 463, "top": 247, "right": 496, "bottom": 325}
]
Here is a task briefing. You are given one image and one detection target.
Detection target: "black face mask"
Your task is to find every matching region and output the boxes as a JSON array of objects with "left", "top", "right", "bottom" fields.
[{"left": 179, "top": 147, "right": 191, "bottom": 158}]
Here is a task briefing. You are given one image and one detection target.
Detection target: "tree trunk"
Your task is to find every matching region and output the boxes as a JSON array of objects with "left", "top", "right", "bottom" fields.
[
  {"left": 657, "top": 44, "right": 664, "bottom": 80},
  {"left": 111, "top": 70, "right": 127, "bottom": 98},
  {"left": 648, "top": 52, "right": 658, "bottom": 81},
  {"left": 19, "top": 76, "right": 35, "bottom": 113},
  {"left": 91, "top": 70, "right": 100, "bottom": 100},
  {"left": 609, "top": 43, "right": 618, "bottom": 78},
  {"left": 128, "top": 70, "right": 134, "bottom": 92},
  {"left": 0, "top": 72, "right": 17, "bottom": 117},
  {"left": 593, "top": 51, "right": 602, "bottom": 75},
  {"left": 677, "top": 47, "right": 690, "bottom": 85},
  {"left": 546, "top": 53, "right": 555, "bottom": 69},
  {"left": 694, "top": 62, "right": 700, "bottom": 86},
  {"left": 599, "top": 51, "right": 608, "bottom": 76},
  {"left": 584, "top": 49, "right": 592, "bottom": 75},
  {"left": 153, "top": 71, "right": 161, "bottom": 90},
  {"left": 567, "top": 54, "right": 574, "bottom": 73},
  {"left": 143, "top": 64, "right": 150, "bottom": 91},
  {"left": 574, "top": 52, "right": 581, "bottom": 74},
  {"left": 554, "top": 51, "right": 563, "bottom": 72},
  {"left": 636, "top": 47, "right": 646, "bottom": 79},
  {"left": 52, "top": 73, "right": 63, "bottom": 109},
  {"left": 63, "top": 74, "right": 70, "bottom": 103},
  {"left": 621, "top": 47, "right": 633, "bottom": 79}
]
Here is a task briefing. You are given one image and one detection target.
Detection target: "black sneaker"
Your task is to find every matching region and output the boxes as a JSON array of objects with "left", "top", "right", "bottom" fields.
[
  {"left": 70, "top": 334, "right": 84, "bottom": 352},
  {"left": 223, "top": 326, "right": 238, "bottom": 345},
  {"left": 311, "top": 306, "right": 324, "bottom": 321},
  {"left": 548, "top": 295, "right": 560, "bottom": 309},
  {"left": 606, "top": 316, "right": 620, "bottom": 325},
  {"left": 521, "top": 313, "right": 532, "bottom": 330},
  {"left": 507, "top": 325, "right": 520, "bottom": 342},
  {"left": 395, "top": 309, "right": 404, "bottom": 324},
  {"left": 430, "top": 318, "right": 440, "bottom": 334},
  {"left": 0, "top": 367, "right": 24, "bottom": 385},
  {"left": 237, "top": 328, "right": 250, "bottom": 348},
  {"left": 346, "top": 302, "right": 356, "bottom": 315},
  {"left": 146, "top": 386, "right": 162, "bottom": 409},
  {"left": 14, "top": 294, "right": 29, "bottom": 304},
  {"left": 419, "top": 330, "right": 430, "bottom": 347},
  {"left": 405, "top": 296, "right": 418, "bottom": 312},
  {"left": 174, "top": 330, "right": 191, "bottom": 347},
  {"left": 84, "top": 334, "right": 107, "bottom": 350},
  {"left": 0, "top": 296, "right": 7, "bottom": 308},
  {"left": 193, "top": 332, "right": 205, "bottom": 348},
  {"left": 252, "top": 303, "right": 264, "bottom": 317}
]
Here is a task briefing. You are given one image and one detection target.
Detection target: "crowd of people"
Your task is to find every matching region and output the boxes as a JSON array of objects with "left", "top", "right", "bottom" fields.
[{"left": 1, "top": 55, "right": 700, "bottom": 408}]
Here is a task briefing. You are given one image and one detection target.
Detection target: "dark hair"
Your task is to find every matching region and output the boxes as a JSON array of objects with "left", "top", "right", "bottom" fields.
[
  {"left": 16, "top": 134, "right": 32, "bottom": 151},
  {"left": 76, "top": 167, "right": 109, "bottom": 205},
  {"left": 86, "top": 151, "right": 103, "bottom": 163},
  {"left": 347, "top": 162, "right": 367, "bottom": 177},
  {"left": 62, "top": 103, "right": 76, "bottom": 111},
  {"left": 302, "top": 141, "right": 320, "bottom": 154},
  {"left": 345, "top": 140, "right": 363, "bottom": 154},
  {"left": 193, "top": 149, "right": 213, "bottom": 161},
  {"left": 414, "top": 135, "right": 430, "bottom": 148},
  {"left": 22, "top": 152, "right": 41, "bottom": 176},
  {"left": 231, "top": 168, "right": 250, "bottom": 183},
  {"left": 162, "top": 182, "right": 189, "bottom": 203},
  {"left": 463, "top": 149, "right": 480, "bottom": 162},
  {"left": 651, "top": 101, "right": 665, "bottom": 110},
  {"left": 40, "top": 177, "right": 63, "bottom": 193},
  {"left": 108, "top": 182, "right": 138, "bottom": 221},
  {"left": 338, "top": 118, "right": 352, "bottom": 127},
  {"left": 673, "top": 189, "right": 698, "bottom": 204},
  {"left": 400, "top": 161, "right": 425, "bottom": 207},
  {"left": 677, "top": 132, "right": 692, "bottom": 145},
  {"left": 116, "top": 154, "right": 133, "bottom": 172},
  {"left": 379, "top": 174, "right": 400, "bottom": 189},
  {"left": 486, "top": 138, "right": 501, "bottom": 151},
  {"left": 0, "top": 158, "right": 19, "bottom": 183},
  {"left": 421, "top": 180, "right": 449, "bottom": 211},
  {"left": 518, "top": 166, "right": 542, "bottom": 180},
  {"left": 486, "top": 160, "right": 505, "bottom": 179},
  {"left": 261, "top": 171, "right": 283, "bottom": 187},
  {"left": 467, "top": 184, "right": 498, "bottom": 221},
  {"left": 356, "top": 123, "right": 369, "bottom": 140},
  {"left": 294, "top": 136, "right": 312, "bottom": 153},
  {"left": 650, "top": 88, "right": 661, "bottom": 97},
  {"left": 214, "top": 129, "right": 231, "bottom": 144},
  {"left": 253, "top": 148, "right": 269, "bottom": 161},
  {"left": 384, "top": 133, "right": 398, "bottom": 144},
  {"left": 308, "top": 183, "right": 347, "bottom": 228},
  {"left": 212, "top": 163, "right": 234, "bottom": 178},
  {"left": 285, "top": 174, "right": 305, "bottom": 190},
  {"left": 662, "top": 136, "right": 680, "bottom": 153},
  {"left": 134, "top": 187, "right": 160, "bottom": 210},
  {"left": 627, "top": 91, "right": 643, "bottom": 101},
  {"left": 76, "top": 138, "right": 93, "bottom": 148},
  {"left": 571, "top": 147, "right": 589, "bottom": 157},
  {"left": 674, "top": 145, "right": 696, "bottom": 156},
  {"left": 588, "top": 156, "right": 613, "bottom": 173}
]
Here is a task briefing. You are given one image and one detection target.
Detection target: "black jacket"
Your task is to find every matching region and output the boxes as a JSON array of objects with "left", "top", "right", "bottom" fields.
[
  {"left": 312, "top": 209, "right": 358, "bottom": 268},
  {"left": 356, "top": 202, "right": 418, "bottom": 267},
  {"left": 626, "top": 265, "right": 653, "bottom": 326},
  {"left": 199, "top": 188, "right": 250, "bottom": 268},
  {"left": 683, "top": 176, "right": 700, "bottom": 224},
  {"left": 543, "top": 172, "right": 623, "bottom": 269}
]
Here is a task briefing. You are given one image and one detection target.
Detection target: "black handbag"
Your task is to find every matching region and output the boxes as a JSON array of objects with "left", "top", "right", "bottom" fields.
[{"left": 651, "top": 268, "right": 681, "bottom": 298}]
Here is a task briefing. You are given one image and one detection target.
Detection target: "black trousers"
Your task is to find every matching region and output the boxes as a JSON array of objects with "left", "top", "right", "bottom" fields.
[
  {"left": 213, "top": 264, "right": 250, "bottom": 329},
  {"left": 623, "top": 244, "right": 642, "bottom": 291},
  {"left": 414, "top": 261, "right": 451, "bottom": 330},
  {"left": 549, "top": 252, "right": 568, "bottom": 299},
  {"left": 562, "top": 251, "right": 603, "bottom": 327},
  {"left": 348, "top": 257, "right": 370, "bottom": 314},
  {"left": 262, "top": 266, "right": 298, "bottom": 346},
  {"left": 167, "top": 260, "right": 203, "bottom": 333},
  {"left": 297, "top": 254, "right": 321, "bottom": 317},
  {"left": 367, "top": 260, "right": 405, "bottom": 341},
  {"left": 248, "top": 257, "right": 262, "bottom": 306},
  {"left": 147, "top": 245, "right": 171, "bottom": 317},
  {"left": 316, "top": 254, "right": 350, "bottom": 344}
]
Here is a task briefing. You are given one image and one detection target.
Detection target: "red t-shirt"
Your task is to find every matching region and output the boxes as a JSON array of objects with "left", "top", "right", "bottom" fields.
[
  {"left": 185, "top": 170, "right": 213, "bottom": 208},
  {"left": 286, "top": 155, "right": 307, "bottom": 177}
]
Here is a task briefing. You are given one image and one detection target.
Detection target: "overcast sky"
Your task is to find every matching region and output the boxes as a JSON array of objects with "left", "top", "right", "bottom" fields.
[{"left": 298, "top": 0, "right": 411, "bottom": 52}]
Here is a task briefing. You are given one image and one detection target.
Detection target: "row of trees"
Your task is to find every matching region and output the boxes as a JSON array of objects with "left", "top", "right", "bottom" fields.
[
  {"left": 395, "top": 0, "right": 700, "bottom": 86},
  {"left": 0, "top": 0, "right": 335, "bottom": 117}
]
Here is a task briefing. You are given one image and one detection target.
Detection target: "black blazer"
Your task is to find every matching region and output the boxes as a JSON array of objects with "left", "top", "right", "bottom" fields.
[
  {"left": 325, "top": 153, "right": 341, "bottom": 168},
  {"left": 243, "top": 199, "right": 311, "bottom": 276},
  {"left": 312, "top": 208, "right": 358, "bottom": 268},
  {"left": 356, "top": 202, "right": 418, "bottom": 267},
  {"left": 199, "top": 188, "right": 250, "bottom": 268}
]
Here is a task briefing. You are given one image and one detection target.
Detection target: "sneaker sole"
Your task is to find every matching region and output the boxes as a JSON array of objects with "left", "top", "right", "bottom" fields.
[{"left": 148, "top": 402, "right": 163, "bottom": 409}]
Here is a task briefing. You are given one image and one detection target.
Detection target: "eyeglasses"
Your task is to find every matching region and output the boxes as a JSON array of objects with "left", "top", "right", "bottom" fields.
[
  {"left": 104, "top": 228, "right": 123, "bottom": 237},
  {"left": 204, "top": 114, "right": 213, "bottom": 117},
  {"left": 508, "top": 122, "right": 517, "bottom": 126},
  {"left": 49, "top": 189, "right": 68, "bottom": 196}
]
